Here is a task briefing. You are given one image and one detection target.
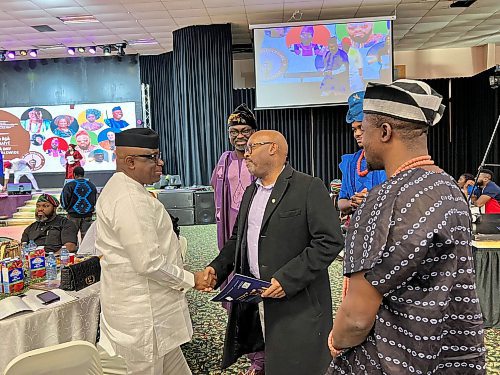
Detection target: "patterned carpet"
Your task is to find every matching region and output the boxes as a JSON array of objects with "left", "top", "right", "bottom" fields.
[{"left": 180, "top": 224, "right": 500, "bottom": 375}]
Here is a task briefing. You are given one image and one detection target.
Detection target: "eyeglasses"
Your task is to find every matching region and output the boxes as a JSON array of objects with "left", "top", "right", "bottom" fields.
[
  {"left": 229, "top": 128, "right": 253, "bottom": 137},
  {"left": 130, "top": 152, "right": 163, "bottom": 164},
  {"left": 244, "top": 141, "right": 274, "bottom": 154}
]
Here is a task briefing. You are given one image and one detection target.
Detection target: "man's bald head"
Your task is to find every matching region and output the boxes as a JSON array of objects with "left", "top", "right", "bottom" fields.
[
  {"left": 245, "top": 130, "right": 289, "bottom": 183},
  {"left": 250, "top": 130, "right": 288, "bottom": 164}
]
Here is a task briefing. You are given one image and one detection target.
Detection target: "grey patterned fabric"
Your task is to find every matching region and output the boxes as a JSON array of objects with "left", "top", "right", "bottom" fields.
[
  {"left": 327, "top": 168, "right": 485, "bottom": 374},
  {"left": 363, "top": 79, "right": 446, "bottom": 126}
]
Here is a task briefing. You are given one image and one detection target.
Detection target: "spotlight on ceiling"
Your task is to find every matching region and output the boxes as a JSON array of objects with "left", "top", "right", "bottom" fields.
[
  {"left": 20, "top": 50, "right": 28, "bottom": 56},
  {"left": 77, "top": 46, "right": 85, "bottom": 53},
  {"left": 103, "top": 45, "right": 112, "bottom": 56},
  {"left": 116, "top": 42, "right": 127, "bottom": 57},
  {"left": 7, "top": 51, "right": 16, "bottom": 59},
  {"left": 29, "top": 49, "right": 38, "bottom": 58},
  {"left": 88, "top": 46, "right": 97, "bottom": 54},
  {"left": 67, "top": 47, "right": 75, "bottom": 55},
  {"left": 0, "top": 51, "right": 6, "bottom": 62}
]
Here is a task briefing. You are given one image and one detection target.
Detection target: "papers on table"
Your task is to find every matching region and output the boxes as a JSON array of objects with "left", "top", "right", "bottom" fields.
[{"left": 0, "top": 289, "right": 76, "bottom": 320}]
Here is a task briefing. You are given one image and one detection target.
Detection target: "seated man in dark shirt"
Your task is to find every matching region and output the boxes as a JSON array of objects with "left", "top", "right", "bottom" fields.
[{"left": 22, "top": 194, "right": 78, "bottom": 253}]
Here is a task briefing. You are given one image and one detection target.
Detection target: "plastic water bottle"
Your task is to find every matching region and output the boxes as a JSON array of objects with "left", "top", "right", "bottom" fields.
[
  {"left": 60, "top": 246, "right": 69, "bottom": 268},
  {"left": 46, "top": 252, "right": 57, "bottom": 280},
  {"left": 22, "top": 243, "right": 31, "bottom": 282},
  {"left": 28, "top": 240, "right": 37, "bottom": 252}
]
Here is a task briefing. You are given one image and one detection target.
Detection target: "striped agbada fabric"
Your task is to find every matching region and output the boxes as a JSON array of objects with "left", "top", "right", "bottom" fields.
[
  {"left": 363, "top": 79, "right": 446, "bottom": 126},
  {"left": 327, "top": 169, "right": 486, "bottom": 374}
]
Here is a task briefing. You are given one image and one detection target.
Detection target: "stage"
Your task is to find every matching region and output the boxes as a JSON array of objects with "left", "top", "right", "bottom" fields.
[{"left": 0, "top": 194, "right": 32, "bottom": 219}]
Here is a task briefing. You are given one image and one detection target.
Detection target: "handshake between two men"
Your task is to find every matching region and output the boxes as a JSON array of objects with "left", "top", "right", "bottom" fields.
[{"left": 193, "top": 267, "right": 286, "bottom": 299}]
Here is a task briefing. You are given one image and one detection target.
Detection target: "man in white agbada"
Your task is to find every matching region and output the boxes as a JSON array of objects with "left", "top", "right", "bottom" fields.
[
  {"left": 95, "top": 128, "right": 214, "bottom": 375},
  {"left": 3, "top": 158, "right": 41, "bottom": 191}
]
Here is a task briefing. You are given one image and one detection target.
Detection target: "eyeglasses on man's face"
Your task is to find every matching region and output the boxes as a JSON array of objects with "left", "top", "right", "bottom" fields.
[
  {"left": 130, "top": 152, "right": 163, "bottom": 164},
  {"left": 244, "top": 141, "right": 274, "bottom": 154},
  {"left": 229, "top": 128, "right": 253, "bottom": 137}
]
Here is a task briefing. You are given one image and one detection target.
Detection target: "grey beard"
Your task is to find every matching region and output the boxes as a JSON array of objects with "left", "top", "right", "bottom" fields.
[{"left": 36, "top": 213, "right": 55, "bottom": 222}]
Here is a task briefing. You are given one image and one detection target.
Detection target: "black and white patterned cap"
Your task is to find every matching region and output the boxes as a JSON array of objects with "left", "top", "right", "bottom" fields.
[{"left": 363, "top": 79, "right": 446, "bottom": 126}]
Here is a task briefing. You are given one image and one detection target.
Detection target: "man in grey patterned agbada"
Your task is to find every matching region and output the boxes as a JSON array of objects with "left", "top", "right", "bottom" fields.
[{"left": 326, "top": 79, "right": 485, "bottom": 374}]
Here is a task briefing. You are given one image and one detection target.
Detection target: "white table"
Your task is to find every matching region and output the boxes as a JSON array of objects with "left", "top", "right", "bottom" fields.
[{"left": 0, "top": 283, "right": 100, "bottom": 372}]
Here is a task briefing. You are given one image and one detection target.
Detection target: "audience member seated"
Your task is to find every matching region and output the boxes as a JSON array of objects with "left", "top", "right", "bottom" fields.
[
  {"left": 457, "top": 172, "right": 476, "bottom": 197},
  {"left": 21, "top": 194, "right": 78, "bottom": 253},
  {"left": 472, "top": 168, "right": 500, "bottom": 214}
]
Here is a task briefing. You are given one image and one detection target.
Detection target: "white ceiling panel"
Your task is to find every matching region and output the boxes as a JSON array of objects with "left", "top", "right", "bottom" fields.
[
  {"left": 0, "top": 0, "right": 493, "bottom": 55},
  {"left": 164, "top": 0, "right": 205, "bottom": 10}
]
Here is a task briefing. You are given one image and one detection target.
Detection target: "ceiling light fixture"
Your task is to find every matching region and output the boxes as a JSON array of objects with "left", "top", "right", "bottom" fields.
[
  {"left": 20, "top": 50, "right": 28, "bottom": 56},
  {"left": 29, "top": 49, "right": 38, "bottom": 57},
  {"left": 102, "top": 45, "right": 112, "bottom": 56},
  {"left": 67, "top": 47, "right": 75, "bottom": 55},
  {"left": 7, "top": 51, "right": 16, "bottom": 59},
  {"left": 58, "top": 15, "right": 99, "bottom": 24},
  {"left": 77, "top": 47, "right": 85, "bottom": 53},
  {"left": 88, "top": 46, "right": 96, "bottom": 54},
  {"left": 116, "top": 42, "right": 127, "bottom": 57}
]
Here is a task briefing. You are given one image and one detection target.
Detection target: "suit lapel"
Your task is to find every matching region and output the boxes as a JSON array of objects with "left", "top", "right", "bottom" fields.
[{"left": 261, "top": 165, "right": 293, "bottom": 230}]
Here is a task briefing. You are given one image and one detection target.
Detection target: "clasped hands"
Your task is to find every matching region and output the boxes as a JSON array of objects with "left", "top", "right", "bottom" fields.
[
  {"left": 350, "top": 188, "right": 368, "bottom": 210},
  {"left": 194, "top": 266, "right": 286, "bottom": 298}
]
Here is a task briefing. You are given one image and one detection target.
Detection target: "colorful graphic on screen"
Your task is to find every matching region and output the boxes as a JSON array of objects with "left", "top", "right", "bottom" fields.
[
  {"left": 253, "top": 19, "right": 393, "bottom": 108},
  {"left": 0, "top": 102, "right": 136, "bottom": 173}
]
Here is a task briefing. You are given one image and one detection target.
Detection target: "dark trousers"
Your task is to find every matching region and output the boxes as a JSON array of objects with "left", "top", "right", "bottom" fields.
[{"left": 68, "top": 216, "right": 93, "bottom": 240}]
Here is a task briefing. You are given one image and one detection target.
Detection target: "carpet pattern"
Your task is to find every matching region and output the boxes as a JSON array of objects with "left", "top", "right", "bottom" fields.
[{"left": 178, "top": 225, "right": 497, "bottom": 374}]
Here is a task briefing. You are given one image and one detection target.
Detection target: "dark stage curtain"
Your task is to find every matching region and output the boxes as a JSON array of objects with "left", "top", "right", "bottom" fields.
[
  {"left": 450, "top": 68, "right": 500, "bottom": 179},
  {"left": 233, "top": 70, "right": 500, "bottom": 185},
  {"left": 140, "top": 52, "right": 179, "bottom": 174},
  {"left": 141, "top": 24, "right": 233, "bottom": 186}
]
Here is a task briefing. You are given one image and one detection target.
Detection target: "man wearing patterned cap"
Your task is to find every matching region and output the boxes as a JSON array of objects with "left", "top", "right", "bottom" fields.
[
  {"left": 290, "top": 26, "right": 322, "bottom": 56},
  {"left": 96, "top": 128, "right": 212, "bottom": 374},
  {"left": 105, "top": 106, "right": 129, "bottom": 129},
  {"left": 210, "top": 103, "right": 264, "bottom": 374},
  {"left": 337, "top": 91, "right": 386, "bottom": 218},
  {"left": 21, "top": 193, "right": 78, "bottom": 253},
  {"left": 326, "top": 79, "right": 485, "bottom": 374},
  {"left": 81, "top": 108, "right": 105, "bottom": 131}
]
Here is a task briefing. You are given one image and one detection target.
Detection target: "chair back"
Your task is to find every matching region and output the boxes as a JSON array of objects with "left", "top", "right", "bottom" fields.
[
  {"left": 3, "top": 340, "right": 103, "bottom": 375},
  {"left": 0, "top": 239, "right": 20, "bottom": 260}
]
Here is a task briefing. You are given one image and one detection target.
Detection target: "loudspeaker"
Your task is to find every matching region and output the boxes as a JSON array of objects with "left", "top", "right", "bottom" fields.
[
  {"left": 166, "top": 208, "right": 195, "bottom": 226},
  {"left": 7, "top": 183, "right": 32, "bottom": 195},
  {"left": 194, "top": 191, "right": 216, "bottom": 225},
  {"left": 157, "top": 189, "right": 194, "bottom": 208}
]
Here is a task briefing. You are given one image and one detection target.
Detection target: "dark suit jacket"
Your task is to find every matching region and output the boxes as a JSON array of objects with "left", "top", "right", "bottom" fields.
[{"left": 210, "top": 164, "right": 344, "bottom": 375}]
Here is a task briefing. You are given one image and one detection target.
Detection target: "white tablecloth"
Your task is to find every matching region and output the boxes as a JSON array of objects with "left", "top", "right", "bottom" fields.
[{"left": 0, "top": 283, "right": 100, "bottom": 372}]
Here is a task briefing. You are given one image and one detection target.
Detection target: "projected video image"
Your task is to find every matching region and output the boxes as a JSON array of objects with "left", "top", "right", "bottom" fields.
[
  {"left": 254, "top": 20, "right": 392, "bottom": 108},
  {"left": 0, "top": 102, "right": 136, "bottom": 173}
]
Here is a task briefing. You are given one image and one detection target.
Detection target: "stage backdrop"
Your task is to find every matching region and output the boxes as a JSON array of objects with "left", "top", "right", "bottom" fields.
[{"left": 0, "top": 102, "right": 136, "bottom": 173}]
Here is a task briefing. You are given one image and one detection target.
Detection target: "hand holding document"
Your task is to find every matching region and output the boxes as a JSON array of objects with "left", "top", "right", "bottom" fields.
[{"left": 211, "top": 274, "right": 271, "bottom": 303}]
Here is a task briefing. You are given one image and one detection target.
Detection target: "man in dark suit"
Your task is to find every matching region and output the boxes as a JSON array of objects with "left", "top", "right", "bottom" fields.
[{"left": 202, "top": 130, "right": 344, "bottom": 375}]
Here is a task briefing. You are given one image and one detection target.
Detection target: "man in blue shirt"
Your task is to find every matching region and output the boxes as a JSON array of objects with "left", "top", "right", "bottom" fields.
[
  {"left": 105, "top": 106, "right": 129, "bottom": 129},
  {"left": 472, "top": 168, "right": 500, "bottom": 214},
  {"left": 337, "top": 91, "right": 386, "bottom": 216},
  {"left": 61, "top": 166, "right": 97, "bottom": 239}
]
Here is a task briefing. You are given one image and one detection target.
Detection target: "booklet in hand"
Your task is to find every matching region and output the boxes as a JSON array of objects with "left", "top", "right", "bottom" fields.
[{"left": 211, "top": 273, "right": 271, "bottom": 303}]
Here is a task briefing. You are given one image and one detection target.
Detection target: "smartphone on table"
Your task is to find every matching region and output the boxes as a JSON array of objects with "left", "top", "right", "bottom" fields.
[{"left": 36, "top": 291, "right": 61, "bottom": 305}]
